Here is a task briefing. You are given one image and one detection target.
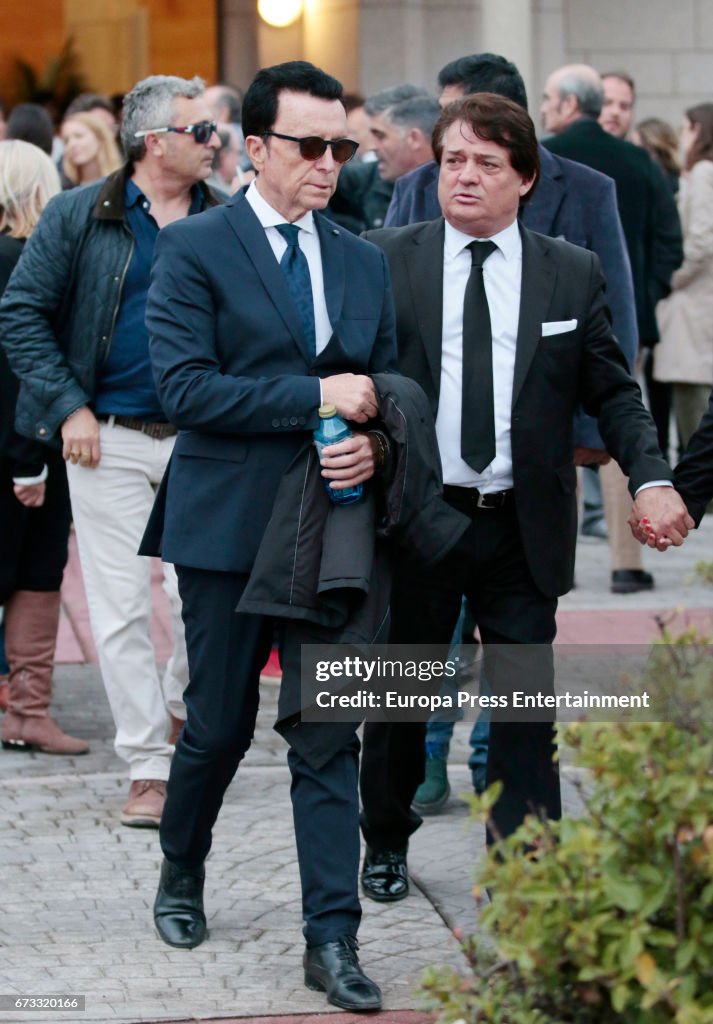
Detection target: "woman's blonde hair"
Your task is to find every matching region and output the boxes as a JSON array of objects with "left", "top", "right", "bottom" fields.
[
  {"left": 61, "top": 111, "right": 122, "bottom": 185},
  {"left": 0, "top": 139, "right": 61, "bottom": 239}
]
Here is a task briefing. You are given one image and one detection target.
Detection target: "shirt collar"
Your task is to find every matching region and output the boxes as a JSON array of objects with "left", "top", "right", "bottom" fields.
[
  {"left": 124, "top": 178, "right": 204, "bottom": 216},
  {"left": 246, "top": 179, "right": 315, "bottom": 234},
  {"left": 444, "top": 216, "right": 521, "bottom": 263},
  {"left": 124, "top": 178, "right": 145, "bottom": 209}
]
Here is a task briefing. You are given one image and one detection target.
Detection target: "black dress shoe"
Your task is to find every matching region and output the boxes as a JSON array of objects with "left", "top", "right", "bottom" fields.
[
  {"left": 153, "top": 857, "right": 207, "bottom": 949},
  {"left": 611, "top": 569, "right": 655, "bottom": 594},
  {"left": 361, "top": 846, "right": 408, "bottom": 902},
  {"left": 304, "top": 935, "right": 382, "bottom": 1011}
]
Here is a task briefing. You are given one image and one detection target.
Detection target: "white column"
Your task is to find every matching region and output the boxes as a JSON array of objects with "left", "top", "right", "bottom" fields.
[{"left": 480, "top": 0, "right": 534, "bottom": 108}]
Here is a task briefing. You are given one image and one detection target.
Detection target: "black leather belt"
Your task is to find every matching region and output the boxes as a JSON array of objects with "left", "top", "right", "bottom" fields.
[
  {"left": 443, "top": 485, "right": 514, "bottom": 510},
  {"left": 96, "top": 414, "right": 177, "bottom": 440}
]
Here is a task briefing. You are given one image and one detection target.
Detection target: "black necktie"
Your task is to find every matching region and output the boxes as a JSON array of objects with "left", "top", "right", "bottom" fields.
[
  {"left": 275, "top": 223, "right": 317, "bottom": 358},
  {"left": 461, "top": 240, "right": 498, "bottom": 472}
]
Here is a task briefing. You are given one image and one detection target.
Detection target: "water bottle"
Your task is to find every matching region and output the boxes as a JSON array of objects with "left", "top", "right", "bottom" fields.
[{"left": 313, "top": 403, "right": 363, "bottom": 505}]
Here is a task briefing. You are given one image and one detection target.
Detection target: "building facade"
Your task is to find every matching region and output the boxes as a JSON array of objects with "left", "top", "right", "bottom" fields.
[{"left": 1, "top": 0, "right": 711, "bottom": 126}]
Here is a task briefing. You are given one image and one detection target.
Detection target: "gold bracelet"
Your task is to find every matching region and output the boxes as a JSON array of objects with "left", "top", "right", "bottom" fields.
[{"left": 368, "top": 430, "right": 388, "bottom": 471}]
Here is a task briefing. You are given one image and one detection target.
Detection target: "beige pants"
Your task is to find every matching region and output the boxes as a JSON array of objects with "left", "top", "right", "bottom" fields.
[
  {"left": 66, "top": 420, "right": 188, "bottom": 780},
  {"left": 600, "top": 458, "right": 642, "bottom": 572}
]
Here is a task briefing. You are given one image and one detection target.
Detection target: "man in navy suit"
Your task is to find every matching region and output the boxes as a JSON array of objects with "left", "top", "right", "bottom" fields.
[{"left": 145, "top": 62, "right": 396, "bottom": 1012}]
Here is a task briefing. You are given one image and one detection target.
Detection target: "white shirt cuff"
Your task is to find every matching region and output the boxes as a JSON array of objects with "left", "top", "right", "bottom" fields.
[
  {"left": 13, "top": 465, "right": 48, "bottom": 486},
  {"left": 634, "top": 480, "right": 673, "bottom": 496}
]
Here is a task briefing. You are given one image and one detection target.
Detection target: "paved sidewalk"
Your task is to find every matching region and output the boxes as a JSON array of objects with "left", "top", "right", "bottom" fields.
[{"left": 1, "top": 519, "right": 712, "bottom": 1024}]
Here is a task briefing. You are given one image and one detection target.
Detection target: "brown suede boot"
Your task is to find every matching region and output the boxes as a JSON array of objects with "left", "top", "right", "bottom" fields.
[{"left": 1, "top": 591, "right": 89, "bottom": 755}]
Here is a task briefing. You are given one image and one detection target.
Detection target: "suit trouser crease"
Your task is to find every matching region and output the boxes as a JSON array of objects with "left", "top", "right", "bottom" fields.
[
  {"left": 66, "top": 422, "right": 187, "bottom": 778},
  {"left": 162, "top": 566, "right": 362, "bottom": 947}
]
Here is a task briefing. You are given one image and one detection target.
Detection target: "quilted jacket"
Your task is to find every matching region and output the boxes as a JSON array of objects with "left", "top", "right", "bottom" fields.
[{"left": 0, "top": 166, "right": 221, "bottom": 445}]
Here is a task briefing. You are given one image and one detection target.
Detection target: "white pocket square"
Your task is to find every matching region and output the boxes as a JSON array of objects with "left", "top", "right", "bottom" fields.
[{"left": 541, "top": 319, "right": 577, "bottom": 336}]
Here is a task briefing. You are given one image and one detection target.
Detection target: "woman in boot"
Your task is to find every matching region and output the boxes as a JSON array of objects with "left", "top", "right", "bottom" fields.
[{"left": 0, "top": 139, "right": 88, "bottom": 755}]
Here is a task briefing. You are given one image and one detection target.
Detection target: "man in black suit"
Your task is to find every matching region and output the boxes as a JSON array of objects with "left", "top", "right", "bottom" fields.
[
  {"left": 144, "top": 61, "right": 397, "bottom": 1012},
  {"left": 359, "top": 93, "right": 691, "bottom": 902},
  {"left": 675, "top": 401, "right": 713, "bottom": 522}
]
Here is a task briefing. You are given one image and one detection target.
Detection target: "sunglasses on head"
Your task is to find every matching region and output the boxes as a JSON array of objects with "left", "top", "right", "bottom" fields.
[
  {"left": 134, "top": 120, "right": 218, "bottom": 144},
  {"left": 262, "top": 131, "right": 358, "bottom": 164}
]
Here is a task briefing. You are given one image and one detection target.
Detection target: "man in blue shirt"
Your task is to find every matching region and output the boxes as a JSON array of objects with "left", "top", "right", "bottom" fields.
[{"left": 0, "top": 75, "right": 222, "bottom": 828}]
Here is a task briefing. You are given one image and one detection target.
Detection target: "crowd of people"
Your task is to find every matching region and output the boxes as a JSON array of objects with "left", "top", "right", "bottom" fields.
[{"left": 0, "top": 52, "right": 712, "bottom": 1013}]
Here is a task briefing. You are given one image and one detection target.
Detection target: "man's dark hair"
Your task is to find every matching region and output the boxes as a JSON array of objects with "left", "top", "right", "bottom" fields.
[
  {"left": 342, "top": 92, "right": 365, "bottom": 114},
  {"left": 6, "top": 103, "right": 54, "bottom": 155},
  {"left": 685, "top": 102, "right": 713, "bottom": 171},
  {"left": 242, "top": 61, "right": 343, "bottom": 139},
  {"left": 437, "top": 53, "right": 528, "bottom": 111},
  {"left": 432, "top": 92, "right": 540, "bottom": 204},
  {"left": 601, "top": 71, "right": 636, "bottom": 98},
  {"left": 64, "top": 92, "right": 116, "bottom": 120}
]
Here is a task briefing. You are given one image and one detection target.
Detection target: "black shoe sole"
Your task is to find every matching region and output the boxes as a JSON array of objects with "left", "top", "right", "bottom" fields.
[
  {"left": 304, "top": 971, "right": 382, "bottom": 1011},
  {"left": 360, "top": 879, "right": 409, "bottom": 903},
  {"left": 154, "top": 924, "right": 207, "bottom": 950},
  {"left": 610, "top": 583, "right": 655, "bottom": 594}
]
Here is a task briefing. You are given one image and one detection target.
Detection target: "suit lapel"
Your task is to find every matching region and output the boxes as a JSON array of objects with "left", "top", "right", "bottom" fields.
[
  {"left": 405, "top": 219, "right": 445, "bottom": 397},
  {"left": 512, "top": 226, "right": 557, "bottom": 405},
  {"left": 223, "top": 193, "right": 312, "bottom": 362},
  {"left": 315, "top": 214, "right": 345, "bottom": 331}
]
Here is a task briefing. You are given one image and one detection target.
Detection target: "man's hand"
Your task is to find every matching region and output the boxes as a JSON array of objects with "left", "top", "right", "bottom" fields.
[
  {"left": 574, "top": 447, "right": 611, "bottom": 467},
  {"left": 320, "top": 374, "right": 378, "bottom": 424},
  {"left": 317, "top": 433, "right": 376, "bottom": 489},
  {"left": 628, "top": 487, "right": 695, "bottom": 550},
  {"left": 13, "top": 482, "right": 46, "bottom": 508},
  {"left": 61, "top": 406, "right": 101, "bottom": 468}
]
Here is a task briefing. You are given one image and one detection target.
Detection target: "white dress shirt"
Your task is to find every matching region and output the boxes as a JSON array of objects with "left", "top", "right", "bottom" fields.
[
  {"left": 245, "top": 181, "right": 333, "bottom": 356},
  {"left": 435, "top": 216, "right": 670, "bottom": 498},
  {"left": 437, "top": 218, "right": 521, "bottom": 492}
]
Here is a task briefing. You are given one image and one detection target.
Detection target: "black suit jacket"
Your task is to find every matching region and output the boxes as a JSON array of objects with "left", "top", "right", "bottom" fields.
[
  {"left": 364, "top": 219, "right": 672, "bottom": 598},
  {"left": 673, "top": 388, "right": 713, "bottom": 525},
  {"left": 145, "top": 190, "right": 397, "bottom": 573},
  {"left": 544, "top": 118, "right": 683, "bottom": 343}
]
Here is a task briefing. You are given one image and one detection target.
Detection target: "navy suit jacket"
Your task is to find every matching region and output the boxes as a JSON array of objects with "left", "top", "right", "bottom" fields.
[
  {"left": 145, "top": 190, "right": 397, "bottom": 573},
  {"left": 384, "top": 145, "right": 638, "bottom": 449}
]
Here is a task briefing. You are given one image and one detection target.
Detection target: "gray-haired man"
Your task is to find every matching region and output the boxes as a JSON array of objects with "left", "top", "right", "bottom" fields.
[
  {"left": 0, "top": 75, "right": 222, "bottom": 826},
  {"left": 328, "top": 84, "right": 439, "bottom": 233}
]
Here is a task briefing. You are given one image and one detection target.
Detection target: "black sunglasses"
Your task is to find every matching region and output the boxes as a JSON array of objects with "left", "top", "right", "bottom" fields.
[
  {"left": 262, "top": 131, "right": 358, "bottom": 164},
  {"left": 134, "top": 121, "right": 218, "bottom": 144}
]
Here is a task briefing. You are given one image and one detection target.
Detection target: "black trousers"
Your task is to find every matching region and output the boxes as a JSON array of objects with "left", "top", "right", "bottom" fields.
[
  {"left": 360, "top": 495, "right": 562, "bottom": 848},
  {"left": 0, "top": 451, "right": 71, "bottom": 603},
  {"left": 160, "top": 565, "right": 362, "bottom": 947}
]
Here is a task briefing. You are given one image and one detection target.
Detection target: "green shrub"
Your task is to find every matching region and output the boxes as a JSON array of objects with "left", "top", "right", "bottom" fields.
[{"left": 419, "top": 630, "right": 713, "bottom": 1023}]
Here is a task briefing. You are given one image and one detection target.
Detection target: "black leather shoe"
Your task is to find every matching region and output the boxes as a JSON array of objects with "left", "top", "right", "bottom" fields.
[
  {"left": 611, "top": 569, "right": 654, "bottom": 594},
  {"left": 304, "top": 935, "right": 382, "bottom": 1011},
  {"left": 361, "top": 846, "right": 408, "bottom": 902},
  {"left": 153, "top": 857, "right": 207, "bottom": 949}
]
